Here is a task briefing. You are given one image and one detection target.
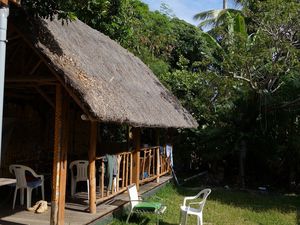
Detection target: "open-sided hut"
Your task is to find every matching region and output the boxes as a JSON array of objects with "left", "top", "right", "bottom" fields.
[{"left": 2, "top": 12, "right": 197, "bottom": 225}]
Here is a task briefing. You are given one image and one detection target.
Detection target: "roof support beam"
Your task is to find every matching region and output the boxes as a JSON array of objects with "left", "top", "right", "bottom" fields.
[
  {"left": 0, "top": 0, "right": 8, "bottom": 5},
  {"left": 0, "top": 0, "right": 21, "bottom": 6},
  {"left": 132, "top": 127, "right": 141, "bottom": 190},
  {"left": 155, "top": 128, "right": 160, "bottom": 183},
  {"left": 50, "top": 85, "right": 69, "bottom": 225},
  {"left": 88, "top": 121, "right": 97, "bottom": 214}
]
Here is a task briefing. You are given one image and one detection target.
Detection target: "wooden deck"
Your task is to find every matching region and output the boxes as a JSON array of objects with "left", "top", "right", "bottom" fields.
[{"left": 0, "top": 176, "right": 172, "bottom": 225}]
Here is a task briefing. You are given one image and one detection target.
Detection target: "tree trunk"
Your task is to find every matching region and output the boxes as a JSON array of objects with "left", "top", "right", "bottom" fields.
[
  {"left": 239, "top": 139, "right": 246, "bottom": 189},
  {"left": 223, "top": 0, "right": 227, "bottom": 9}
]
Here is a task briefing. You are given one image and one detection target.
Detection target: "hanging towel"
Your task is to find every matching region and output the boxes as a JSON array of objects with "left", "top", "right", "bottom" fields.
[{"left": 105, "top": 154, "right": 118, "bottom": 191}]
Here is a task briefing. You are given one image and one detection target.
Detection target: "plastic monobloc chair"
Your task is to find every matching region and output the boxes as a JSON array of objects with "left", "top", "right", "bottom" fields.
[
  {"left": 9, "top": 164, "right": 44, "bottom": 209},
  {"left": 179, "top": 188, "right": 211, "bottom": 225}
]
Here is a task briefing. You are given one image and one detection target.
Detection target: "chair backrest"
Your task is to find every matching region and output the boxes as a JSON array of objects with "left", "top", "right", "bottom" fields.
[
  {"left": 127, "top": 184, "right": 139, "bottom": 209},
  {"left": 69, "top": 160, "right": 89, "bottom": 181},
  {"left": 9, "top": 164, "right": 29, "bottom": 188},
  {"left": 196, "top": 188, "right": 211, "bottom": 212}
]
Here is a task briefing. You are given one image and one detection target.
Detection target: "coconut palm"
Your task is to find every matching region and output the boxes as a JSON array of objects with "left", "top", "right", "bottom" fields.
[{"left": 194, "top": 0, "right": 243, "bottom": 29}]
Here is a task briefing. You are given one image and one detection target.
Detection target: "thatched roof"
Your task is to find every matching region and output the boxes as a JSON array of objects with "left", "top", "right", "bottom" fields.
[{"left": 15, "top": 16, "right": 198, "bottom": 128}]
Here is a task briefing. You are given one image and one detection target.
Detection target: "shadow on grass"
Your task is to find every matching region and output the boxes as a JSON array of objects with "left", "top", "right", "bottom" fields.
[{"left": 112, "top": 209, "right": 177, "bottom": 225}]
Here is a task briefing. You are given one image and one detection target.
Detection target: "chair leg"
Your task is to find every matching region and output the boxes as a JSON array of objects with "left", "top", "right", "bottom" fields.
[
  {"left": 87, "top": 179, "right": 90, "bottom": 201},
  {"left": 198, "top": 214, "right": 203, "bottom": 225},
  {"left": 20, "top": 188, "right": 24, "bottom": 205},
  {"left": 26, "top": 188, "right": 32, "bottom": 209},
  {"left": 71, "top": 179, "right": 75, "bottom": 196},
  {"left": 41, "top": 183, "right": 45, "bottom": 200},
  {"left": 12, "top": 187, "right": 18, "bottom": 210},
  {"left": 126, "top": 211, "right": 132, "bottom": 224},
  {"left": 179, "top": 210, "right": 186, "bottom": 225},
  {"left": 184, "top": 212, "right": 188, "bottom": 225}
]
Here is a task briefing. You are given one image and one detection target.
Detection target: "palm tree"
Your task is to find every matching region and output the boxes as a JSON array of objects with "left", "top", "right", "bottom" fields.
[
  {"left": 194, "top": 0, "right": 242, "bottom": 29},
  {"left": 223, "top": 0, "right": 227, "bottom": 9}
]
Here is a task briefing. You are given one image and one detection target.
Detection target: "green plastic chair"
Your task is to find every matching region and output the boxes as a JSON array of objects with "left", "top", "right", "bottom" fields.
[{"left": 126, "top": 184, "right": 166, "bottom": 224}]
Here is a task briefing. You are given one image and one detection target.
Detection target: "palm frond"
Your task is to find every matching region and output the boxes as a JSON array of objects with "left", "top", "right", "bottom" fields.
[
  {"left": 193, "top": 9, "right": 223, "bottom": 21},
  {"left": 234, "top": 14, "right": 247, "bottom": 37},
  {"left": 198, "top": 18, "right": 218, "bottom": 29}
]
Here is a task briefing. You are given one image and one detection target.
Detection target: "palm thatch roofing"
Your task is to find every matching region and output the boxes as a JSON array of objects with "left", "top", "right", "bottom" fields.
[{"left": 13, "top": 16, "right": 198, "bottom": 129}]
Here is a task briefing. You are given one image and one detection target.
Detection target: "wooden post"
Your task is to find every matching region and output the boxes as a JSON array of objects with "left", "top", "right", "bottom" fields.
[
  {"left": 0, "top": 0, "right": 8, "bottom": 5},
  {"left": 155, "top": 129, "right": 160, "bottom": 183},
  {"left": 100, "top": 160, "right": 104, "bottom": 198},
  {"left": 0, "top": 0, "right": 21, "bottom": 5},
  {"left": 130, "top": 153, "right": 133, "bottom": 185},
  {"left": 122, "top": 155, "right": 125, "bottom": 188},
  {"left": 127, "top": 126, "right": 131, "bottom": 150},
  {"left": 50, "top": 85, "right": 69, "bottom": 225},
  {"left": 89, "top": 121, "right": 97, "bottom": 214},
  {"left": 167, "top": 129, "right": 174, "bottom": 173},
  {"left": 58, "top": 93, "right": 69, "bottom": 223},
  {"left": 132, "top": 127, "right": 141, "bottom": 190}
]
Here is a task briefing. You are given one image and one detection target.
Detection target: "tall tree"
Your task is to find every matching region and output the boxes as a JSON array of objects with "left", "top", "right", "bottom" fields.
[{"left": 193, "top": 0, "right": 242, "bottom": 29}]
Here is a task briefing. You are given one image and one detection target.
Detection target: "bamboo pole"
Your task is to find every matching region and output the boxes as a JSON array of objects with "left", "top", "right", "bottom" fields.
[
  {"left": 132, "top": 128, "right": 141, "bottom": 190},
  {"left": 58, "top": 93, "right": 69, "bottom": 223},
  {"left": 125, "top": 154, "right": 129, "bottom": 186},
  {"left": 156, "top": 147, "right": 160, "bottom": 180},
  {"left": 101, "top": 160, "right": 104, "bottom": 198},
  {"left": 130, "top": 153, "right": 133, "bottom": 185},
  {"left": 89, "top": 121, "right": 97, "bottom": 214},
  {"left": 155, "top": 129, "right": 160, "bottom": 183},
  {"left": 50, "top": 85, "right": 64, "bottom": 225},
  {"left": 122, "top": 154, "right": 125, "bottom": 188}
]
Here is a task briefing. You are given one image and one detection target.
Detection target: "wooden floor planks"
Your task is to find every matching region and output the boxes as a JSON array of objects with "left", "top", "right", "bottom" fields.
[{"left": 0, "top": 176, "right": 172, "bottom": 225}]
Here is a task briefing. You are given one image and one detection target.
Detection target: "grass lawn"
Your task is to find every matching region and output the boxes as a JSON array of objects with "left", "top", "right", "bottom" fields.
[{"left": 110, "top": 183, "right": 300, "bottom": 225}]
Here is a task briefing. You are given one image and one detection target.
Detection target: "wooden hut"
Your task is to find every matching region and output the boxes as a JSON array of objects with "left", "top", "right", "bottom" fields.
[{"left": 2, "top": 12, "right": 198, "bottom": 225}]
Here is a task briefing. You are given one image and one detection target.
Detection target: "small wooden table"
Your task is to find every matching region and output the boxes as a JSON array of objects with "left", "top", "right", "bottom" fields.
[{"left": 0, "top": 178, "right": 16, "bottom": 186}]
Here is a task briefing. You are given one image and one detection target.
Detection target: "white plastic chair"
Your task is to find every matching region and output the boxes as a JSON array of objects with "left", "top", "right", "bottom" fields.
[
  {"left": 69, "top": 160, "right": 89, "bottom": 198},
  {"left": 126, "top": 184, "right": 166, "bottom": 224},
  {"left": 179, "top": 188, "right": 211, "bottom": 225},
  {"left": 9, "top": 164, "right": 44, "bottom": 209}
]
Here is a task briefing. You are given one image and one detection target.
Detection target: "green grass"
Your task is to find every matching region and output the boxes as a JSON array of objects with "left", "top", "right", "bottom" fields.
[{"left": 110, "top": 183, "right": 300, "bottom": 225}]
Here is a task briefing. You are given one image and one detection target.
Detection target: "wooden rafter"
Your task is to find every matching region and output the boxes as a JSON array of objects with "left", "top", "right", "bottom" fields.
[
  {"left": 5, "top": 77, "right": 57, "bottom": 83},
  {"left": 10, "top": 25, "right": 96, "bottom": 121},
  {"left": 30, "top": 60, "right": 43, "bottom": 75},
  {"left": 6, "top": 41, "right": 22, "bottom": 63},
  {"left": 34, "top": 86, "right": 55, "bottom": 109},
  {"left": 7, "top": 33, "right": 21, "bottom": 41}
]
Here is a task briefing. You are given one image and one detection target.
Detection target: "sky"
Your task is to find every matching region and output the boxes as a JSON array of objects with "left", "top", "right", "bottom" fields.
[{"left": 141, "top": 0, "right": 238, "bottom": 26}]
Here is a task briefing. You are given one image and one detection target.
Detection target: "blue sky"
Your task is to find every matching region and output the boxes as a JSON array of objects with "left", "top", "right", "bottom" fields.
[{"left": 141, "top": 0, "right": 238, "bottom": 26}]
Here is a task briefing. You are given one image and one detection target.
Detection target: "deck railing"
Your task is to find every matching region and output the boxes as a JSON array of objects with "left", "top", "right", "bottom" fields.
[
  {"left": 95, "top": 145, "right": 171, "bottom": 202},
  {"left": 139, "top": 146, "right": 171, "bottom": 184},
  {"left": 158, "top": 145, "right": 171, "bottom": 176},
  {"left": 96, "top": 151, "right": 133, "bottom": 201}
]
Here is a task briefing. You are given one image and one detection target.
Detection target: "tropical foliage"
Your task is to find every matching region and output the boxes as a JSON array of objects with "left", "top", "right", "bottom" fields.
[{"left": 14, "top": 0, "right": 300, "bottom": 189}]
